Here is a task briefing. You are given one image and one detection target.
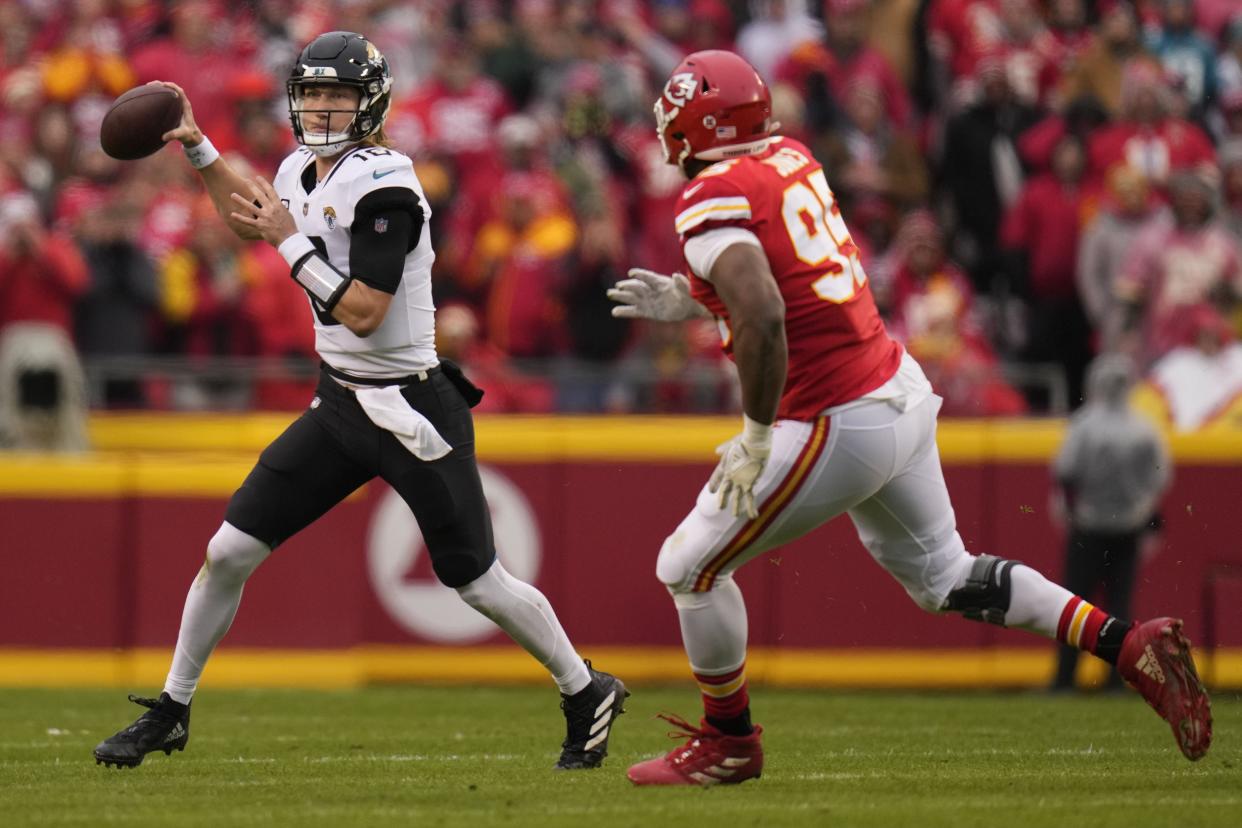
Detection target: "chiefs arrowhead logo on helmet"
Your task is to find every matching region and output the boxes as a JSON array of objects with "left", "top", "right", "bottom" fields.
[
  {"left": 663, "top": 72, "right": 698, "bottom": 107},
  {"left": 653, "top": 51, "right": 775, "bottom": 170}
]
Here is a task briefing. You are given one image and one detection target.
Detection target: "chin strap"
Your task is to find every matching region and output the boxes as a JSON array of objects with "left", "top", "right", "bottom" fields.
[{"left": 301, "top": 137, "right": 360, "bottom": 158}]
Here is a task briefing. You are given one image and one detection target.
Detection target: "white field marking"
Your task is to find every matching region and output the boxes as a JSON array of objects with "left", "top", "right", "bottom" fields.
[
  {"left": 223, "top": 756, "right": 276, "bottom": 763},
  {"left": 303, "top": 752, "right": 522, "bottom": 764},
  {"left": 45, "top": 728, "right": 70, "bottom": 736}
]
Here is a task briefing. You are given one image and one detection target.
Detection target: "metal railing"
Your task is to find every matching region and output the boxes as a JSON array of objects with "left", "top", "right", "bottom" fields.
[{"left": 79, "top": 355, "right": 1071, "bottom": 415}]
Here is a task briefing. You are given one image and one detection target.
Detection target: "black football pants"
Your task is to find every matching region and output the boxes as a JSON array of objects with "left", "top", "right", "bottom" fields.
[{"left": 224, "top": 366, "right": 496, "bottom": 588}]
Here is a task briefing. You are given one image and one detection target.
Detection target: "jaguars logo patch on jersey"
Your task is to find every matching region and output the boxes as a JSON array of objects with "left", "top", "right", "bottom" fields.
[{"left": 323, "top": 206, "right": 337, "bottom": 231}]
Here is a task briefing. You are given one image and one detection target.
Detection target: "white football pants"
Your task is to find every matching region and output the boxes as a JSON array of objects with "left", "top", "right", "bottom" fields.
[{"left": 657, "top": 394, "right": 974, "bottom": 612}]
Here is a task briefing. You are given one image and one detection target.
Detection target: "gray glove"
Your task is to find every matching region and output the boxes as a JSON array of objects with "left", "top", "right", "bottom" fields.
[{"left": 607, "top": 268, "right": 708, "bottom": 322}]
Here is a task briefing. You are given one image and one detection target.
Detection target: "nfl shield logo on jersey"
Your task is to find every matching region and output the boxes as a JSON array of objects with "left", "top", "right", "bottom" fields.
[
  {"left": 374, "top": 217, "right": 388, "bottom": 234},
  {"left": 323, "top": 206, "right": 337, "bottom": 231}
]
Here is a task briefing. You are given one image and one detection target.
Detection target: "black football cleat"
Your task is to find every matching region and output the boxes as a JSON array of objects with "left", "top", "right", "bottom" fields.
[
  {"left": 93, "top": 693, "right": 190, "bottom": 768},
  {"left": 555, "top": 661, "right": 629, "bottom": 770}
]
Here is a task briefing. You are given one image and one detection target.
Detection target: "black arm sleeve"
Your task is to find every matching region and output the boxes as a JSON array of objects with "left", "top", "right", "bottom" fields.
[{"left": 349, "top": 186, "right": 423, "bottom": 294}]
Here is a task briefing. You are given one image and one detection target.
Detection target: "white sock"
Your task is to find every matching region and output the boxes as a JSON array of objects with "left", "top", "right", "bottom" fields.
[
  {"left": 163, "top": 523, "right": 270, "bottom": 704},
  {"left": 1005, "top": 564, "right": 1075, "bottom": 639},
  {"left": 456, "top": 560, "right": 590, "bottom": 695},
  {"left": 672, "top": 577, "right": 748, "bottom": 674}
]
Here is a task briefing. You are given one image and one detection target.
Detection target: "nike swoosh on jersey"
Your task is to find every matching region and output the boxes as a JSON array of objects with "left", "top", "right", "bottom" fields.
[
  {"left": 373, "top": 169, "right": 397, "bottom": 179},
  {"left": 682, "top": 182, "right": 706, "bottom": 199}
]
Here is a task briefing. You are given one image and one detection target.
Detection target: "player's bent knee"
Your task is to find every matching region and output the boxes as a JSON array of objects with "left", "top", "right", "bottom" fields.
[
  {"left": 941, "top": 554, "right": 1018, "bottom": 626},
  {"left": 432, "top": 548, "right": 495, "bottom": 590},
  {"left": 205, "top": 522, "right": 270, "bottom": 583},
  {"left": 654, "top": 531, "right": 698, "bottom": 595}
]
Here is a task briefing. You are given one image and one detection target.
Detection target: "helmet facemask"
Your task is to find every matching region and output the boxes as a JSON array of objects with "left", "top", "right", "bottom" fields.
[{"left": 289, "top": 82, "right": 364, "bottom": 157}]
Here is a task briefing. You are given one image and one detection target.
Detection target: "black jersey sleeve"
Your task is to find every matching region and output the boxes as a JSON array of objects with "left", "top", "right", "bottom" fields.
[{"left": 349, "top": 187, "right": 423, "bottom": 294}]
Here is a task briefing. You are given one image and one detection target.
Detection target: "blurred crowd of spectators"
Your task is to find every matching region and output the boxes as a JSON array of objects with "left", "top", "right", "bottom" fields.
[{"left": 2, "top": 0, "right": 1242, "bottom": 429}]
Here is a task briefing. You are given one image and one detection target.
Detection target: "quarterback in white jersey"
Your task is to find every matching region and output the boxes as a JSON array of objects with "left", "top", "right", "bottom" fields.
[
  {"left": 271, "top": 143, "right": 437, "bottom": 377},
  {"left": 94, "top": 32, "right": 626, "bottom": 772}
]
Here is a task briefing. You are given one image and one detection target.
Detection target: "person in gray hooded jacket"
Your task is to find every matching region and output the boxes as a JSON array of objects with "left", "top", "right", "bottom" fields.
[{"left": 1051, "top": 354, "right": 1171, "bottom": 690}]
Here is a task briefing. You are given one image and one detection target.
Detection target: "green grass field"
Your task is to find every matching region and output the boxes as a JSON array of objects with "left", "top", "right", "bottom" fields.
[{"left": 1, "top": 686, "right": 1238, "bottom": 827}]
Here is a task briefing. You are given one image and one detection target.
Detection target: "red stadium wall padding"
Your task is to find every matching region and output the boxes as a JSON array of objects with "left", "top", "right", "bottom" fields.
[{"left": 2, "top": 459, "right": 1238, "bottom": 652}]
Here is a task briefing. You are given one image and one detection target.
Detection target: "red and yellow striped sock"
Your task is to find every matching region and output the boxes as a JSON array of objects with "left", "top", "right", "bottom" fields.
[
  {"left": 694, "top": 664, "right": 749, "bottom": 722},
  {"left": 1056, "top": 596, "right": 1128, "bottom": 664}
]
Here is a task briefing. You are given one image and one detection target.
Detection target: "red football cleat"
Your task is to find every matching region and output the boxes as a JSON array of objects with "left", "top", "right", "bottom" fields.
[
  {"left": 627, "top": 714, "right": 764, "bottom": 786},
  {"left": 1118, "top": 617, "right": 1212, "bottom": 761}
]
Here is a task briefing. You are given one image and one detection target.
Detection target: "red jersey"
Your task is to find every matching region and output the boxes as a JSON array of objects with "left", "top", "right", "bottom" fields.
[{"left": 677, "top": 137, "right": 902, "bottom": 421}]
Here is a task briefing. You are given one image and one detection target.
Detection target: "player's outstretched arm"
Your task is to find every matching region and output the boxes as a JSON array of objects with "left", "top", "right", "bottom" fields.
[
  {"left": 607, "top": 268, "right": 711, "bottom": 321},
  {"left": 153, "top": 81, "right": 262, "bottom": 241},
  {"left": 705, "top": 243, "right": 787, "bottom": 518}
]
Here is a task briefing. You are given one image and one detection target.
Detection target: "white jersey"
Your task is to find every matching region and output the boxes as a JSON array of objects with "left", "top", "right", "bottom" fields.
[{"left": 273, "top": 145, "right": 436, "bottom": 377}]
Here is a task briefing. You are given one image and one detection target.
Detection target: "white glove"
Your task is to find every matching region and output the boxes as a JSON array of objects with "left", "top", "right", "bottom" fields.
[
  {"left": 707, "top": 417, "right": 773, "bottom": 519},
  {"left": 607, "top": 268, "right": 707, "bottom": 322}
]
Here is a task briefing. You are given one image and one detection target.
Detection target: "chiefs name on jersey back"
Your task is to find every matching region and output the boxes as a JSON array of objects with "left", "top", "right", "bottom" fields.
[{"left": 675, "top": 136, "right": 902, "bottom": 420}]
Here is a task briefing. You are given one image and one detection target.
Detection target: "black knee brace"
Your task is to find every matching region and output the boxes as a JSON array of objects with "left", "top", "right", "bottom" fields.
[{"left": 943, "top": 554, "right": 1017, "bottom": 626}]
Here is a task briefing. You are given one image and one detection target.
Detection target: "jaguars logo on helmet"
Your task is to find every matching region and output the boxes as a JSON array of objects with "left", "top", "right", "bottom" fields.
[{"left": 287, "top": 31, "right": 393, "bottom": 158}]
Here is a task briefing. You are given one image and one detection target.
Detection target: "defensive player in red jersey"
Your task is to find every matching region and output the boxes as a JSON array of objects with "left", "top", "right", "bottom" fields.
[{"left": 609, "top": 51, "right": 1212, "bottom": 786}]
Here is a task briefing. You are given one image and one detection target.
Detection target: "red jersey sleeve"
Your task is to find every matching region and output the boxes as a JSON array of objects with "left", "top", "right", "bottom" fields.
[{"left": 673, "top": 169, "right": 756, "bottom": 240}]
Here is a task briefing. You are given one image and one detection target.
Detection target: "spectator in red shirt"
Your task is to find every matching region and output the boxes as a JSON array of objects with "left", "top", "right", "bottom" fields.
[
  {"left": 1003, "top": 133, "right": 1094, "bottom": 403},
  {"left": 461, "top": 172, "right": 577, "bottom": 358},
  {"left": 387, "top": 36, "right": 512, "bottom": 193},
  {"left": 887, "top": 211, "right": 986, "bottom": 349},
  {"left": 927, "top": 0, "right": 1005, "bottom": 93},
  {"left": 991, "top": 0, "right": 1063, "bottom": 109},
  {"left": 1086, "top": 60, "right": 1216, "bottom": 190},
  {"left": 0, "top": 190, "right": 88, "bottom": 334},
  {"left": 887, "top": 213, "right": 1028, "bottom": 415},
  {"left": 129, "top": 0, "right": 258, "bottom": 143}
]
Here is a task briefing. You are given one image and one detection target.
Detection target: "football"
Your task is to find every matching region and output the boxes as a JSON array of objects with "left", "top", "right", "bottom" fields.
[{"left": 99, "top": 85, "right": 183, "bottom": 160}]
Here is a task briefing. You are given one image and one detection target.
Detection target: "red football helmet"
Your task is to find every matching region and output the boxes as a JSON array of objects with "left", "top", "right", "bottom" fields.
[{"left": 654, "top": 50, "right": 774, "bottom": 169}]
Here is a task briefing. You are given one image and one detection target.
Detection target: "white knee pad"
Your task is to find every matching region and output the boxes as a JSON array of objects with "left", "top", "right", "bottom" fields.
[
  {"left": 205, "top": 522, "right": 270, "bottom": 584},
  {"left": 655, "top": 530, "right": 695, "bottom": 594}
]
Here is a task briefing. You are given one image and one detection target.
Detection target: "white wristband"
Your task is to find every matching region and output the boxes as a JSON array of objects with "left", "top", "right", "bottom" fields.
[
  {"left": 183, "top": 136, "right": 220, "bottom": 170},
  {"left": 742, "top": 414, "right": 773, "bottom": 454},
  {"left": 278, "top": 233, "right": 317, "bottom": 268}
]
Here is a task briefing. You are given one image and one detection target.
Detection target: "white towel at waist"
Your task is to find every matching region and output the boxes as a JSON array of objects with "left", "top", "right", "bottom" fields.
[{"left": 354, "top": 385, "right": 452, "bottom": 461}]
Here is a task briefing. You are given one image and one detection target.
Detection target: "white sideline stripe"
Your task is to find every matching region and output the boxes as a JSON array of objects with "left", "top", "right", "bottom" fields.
[
  {"left": 583, "top": 725, "right": 610, "bottom": 752},
  {"left": 594, "top": 691, "right": 616, "bottom": 718},
  {"left": 304, "top": 753, "right": 521, "bottom": 763},
  {"left": 589, "top": 710, "right": 612, "bottom": 735}
]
